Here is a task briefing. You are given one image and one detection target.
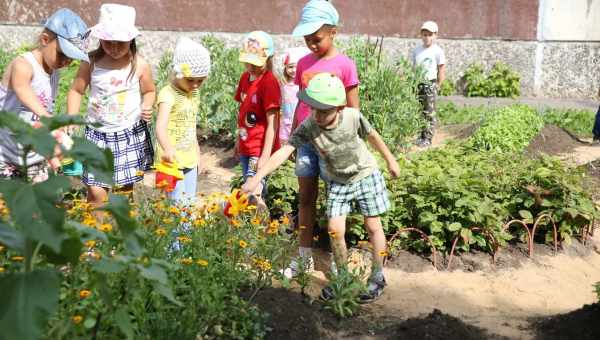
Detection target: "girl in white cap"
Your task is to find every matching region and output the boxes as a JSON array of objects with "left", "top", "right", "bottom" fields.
[
  {"left": 155, "top": 37, "right": 211, "bottom": 205},
  {"left": 68, "top": 3, "right": 156, "bottom": 209},
  {"left": 279, "top": 47, "right": 311, "bottom": 144}
]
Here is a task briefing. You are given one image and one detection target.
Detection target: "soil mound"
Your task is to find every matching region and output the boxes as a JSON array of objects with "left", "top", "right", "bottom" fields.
[
  {"left": 525, "top": 125, "right": 586, "bottom": 157},
  {"left": 534, "top": 303, "right": 600, "bottom": 340}
]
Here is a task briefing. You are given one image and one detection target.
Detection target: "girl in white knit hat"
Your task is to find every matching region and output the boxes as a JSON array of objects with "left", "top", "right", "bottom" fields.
[
  {"left": 68, "top": 3, "right": 156, "bottom": 209},
  {"left": 154, "top": 37, "right": 211, "bottom": 205}
]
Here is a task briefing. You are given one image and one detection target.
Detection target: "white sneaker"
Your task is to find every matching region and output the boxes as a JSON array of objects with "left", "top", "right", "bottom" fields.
[{"left": 282, "top": 256, "right": 315, "bottom": 279}]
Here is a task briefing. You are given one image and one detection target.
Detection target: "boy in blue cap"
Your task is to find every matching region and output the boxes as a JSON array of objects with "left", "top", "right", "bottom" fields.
[
  {"left": 0, "top": 8, "right": 89, "bottom": 182},
  {"left": 243, "top": 73, "right": 400, "bottom": 303},
  {"left": 285, "top": 0, "right": 362, "bottom": 280}
]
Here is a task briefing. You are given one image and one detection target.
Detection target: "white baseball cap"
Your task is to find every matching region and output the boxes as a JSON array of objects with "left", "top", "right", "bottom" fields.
[{"left": 421, "top": 21, "right": 438, "bottom": 33}]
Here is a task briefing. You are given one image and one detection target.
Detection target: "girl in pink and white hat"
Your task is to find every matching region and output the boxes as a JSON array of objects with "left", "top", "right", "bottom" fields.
[
  {"left": 279, "top": 47, "right": 311, "bottom": 144},
  {"left": 68, "top": 3, "right": 156, "bottom": 209}
]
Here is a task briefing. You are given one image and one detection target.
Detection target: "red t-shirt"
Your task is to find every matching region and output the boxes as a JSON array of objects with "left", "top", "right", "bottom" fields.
[{"left": 235, "top": 70, "right": 281, "bottom": 157}]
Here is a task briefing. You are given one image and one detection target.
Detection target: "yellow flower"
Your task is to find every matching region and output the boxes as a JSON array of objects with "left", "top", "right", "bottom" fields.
[
  {"left": 0, "top": 266, "right": 5, "bottom": 273},
  {"left": 358, "top": 240, "right": 369, "bottom": 246},
  {"left": 328, "top": 231, "right": 337, "bottom": 238},
  {"left": 169, "top": 206, "right": 180, "bottom": 215},
  {"left": 231, "top": 219, "right": 241, "bottom": 228},
  {"left": 99, "top": 223, "right": 113, "bottom": 232},
  {"left": 378, "top": 250, "right": 388, "bottom": 257},
  {"left": 269, "top": 220, "right": 279, "bottom": 229},
  {"left": 239, "top": 240, "right": 247, "bottom": 248},
  {"left": 0, "top": 245, "right": 5, "bottom": 252},
  {"left": 266, "top": 227, "right": 277, "bottom": 234},
  {"left": 135, "top": 170, "right": 145, "bottom": 177},
  {"left": 129, "top": 210, "right": 138, "bottom": 218},
  {"left": 250, "top": 217, "right": 261, "bottom": 226},
  {"left": 72, "top": 315, "right": 83, "bottom": 324},
  {"left": 11, "top": 256, "right": 24, "bottom": 262},
  {"left": 176, "top": 236, "right": 192, "bottom": 244},
  {"left": 207, "top": 203, "right": 219, "bottom": 214},
  {"left": 154, "top": 228, "right": 167, "bottom": 236},
  {"left": 163, "top": 217, "right": 174, "bottom": 224},
  {"left": 196, "top": 259, "right": 208, "bottom": 266},
  {"left": 280, "top": 215, "right": 290, "bottom": 225},
  {"left": 181, "top": 217, "right": 189, "bottom": 224},
  {"left": 193, "top": 219, "right": 206, "bottom": 228},
  {"left": 79, "top": 289, "right": 92, "bottom": 299},
  {"left": 179, "top": 257, "right": 193, "bottom": 265},
  {"left": 82, "top": 215, "right": 97, "bottom": 228},
  {"left": 84, "top": 240, "right": 96, "bottom": 248}
]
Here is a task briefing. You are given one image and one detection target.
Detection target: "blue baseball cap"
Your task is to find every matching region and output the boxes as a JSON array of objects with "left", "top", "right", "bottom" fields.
[
  {"left": 43, "top": 8, "right": 90, "bottom": 63},
  {"left": 292, "top": 0, "right": 339, "bottom": 37}
]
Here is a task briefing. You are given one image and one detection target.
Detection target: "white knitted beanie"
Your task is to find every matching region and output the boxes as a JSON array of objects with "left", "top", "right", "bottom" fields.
[{"left": 172, "top": 37, "right": 211, "bottom": 78}]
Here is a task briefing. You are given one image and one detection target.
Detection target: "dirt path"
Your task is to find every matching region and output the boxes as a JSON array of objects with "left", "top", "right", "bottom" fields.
[{"left": 439, "top": 95, "right": 598, "bottom": 112}]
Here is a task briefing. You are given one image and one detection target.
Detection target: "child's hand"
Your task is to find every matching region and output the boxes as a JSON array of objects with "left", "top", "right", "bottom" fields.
[
  {"left": 387, "top": 159, "right": 401, "bottom": 178},
  {"left": 257, "top": 154, "right": 269, "bottom": 171},
  {"left": 49, "top": 156, "right": 61, "bottom": 171},
  {"left": 141, "top": 108, "right": 153, "bottom": 122},
  {"left": 161, "top": 150, "right": 176, "bottom": 164},
  {"left": 242, "top": 176, "right": 260, "bottom": 194}
]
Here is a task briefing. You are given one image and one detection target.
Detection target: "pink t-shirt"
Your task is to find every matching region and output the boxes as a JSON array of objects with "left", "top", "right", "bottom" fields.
[{"left": 294, "top": 53, "right": 359, "bottom": 124}]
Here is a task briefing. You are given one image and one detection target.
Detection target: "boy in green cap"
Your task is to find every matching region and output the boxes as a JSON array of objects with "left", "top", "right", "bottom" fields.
[{"left": 243, "top": 72, "right": 400, "bottom": 302}]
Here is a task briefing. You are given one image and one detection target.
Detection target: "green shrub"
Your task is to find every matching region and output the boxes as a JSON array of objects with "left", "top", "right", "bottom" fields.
[
  {"left": 437, "top": 102, "right": 489, "bottom": 125},
  {"left": 343, "top": 38, "right": 424, "bottom": 150},
  {"left": 438, "top": 79, "right": 455, "bottom": 96},
  {"left": 540, "top": 107, "right": 595, "bottom": 138},
  {"left": 464, "top": 62, "right": 520, "bottom": 98},
  {"left": 469, "top": 105, "right": 544, "bottom": 153}
]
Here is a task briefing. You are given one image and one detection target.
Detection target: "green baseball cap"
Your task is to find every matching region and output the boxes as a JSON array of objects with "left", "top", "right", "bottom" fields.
[{"left": 297, "top": 73, "right": 346, "bottom": 110}]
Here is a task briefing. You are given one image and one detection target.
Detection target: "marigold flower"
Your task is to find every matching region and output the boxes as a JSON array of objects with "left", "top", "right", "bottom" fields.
[
  {"left": 176, "top": 236, "right": 192, "bottom": 244},
  {"left": 11, "top": 256, "right": 24, "bottom": 262},
  {"left": 269, "top": 220, "right": 279, "bottom": 229},
  {"left": 250, "top": 217, "right": 261, "bottom": 226},
  {"left": 181, "top": 217, "right": 189, "bottom": 224},
  {"left": 239, "top": 240, "right": 247, "bottom": 248},
  {"left": 154, "top": 228, "right": 167, "bottom": 236},
  {"left": 266, "top": 227, "right": 277, "bottom": 234},
  {"left": 79, "top": 289, "right": 92, "bottom": 299},
  {"left": 193, "top": 219, "right": 206, "bottom": 227},
  {"left": 378, "top": 250, "right": 388, "bottom": 257},
  {"left": 196, "top": 259, "right": 208, "bottom": 266},
  {"left": 99, "top": 223, "right": 113, "bottom": 232},
  {"left": 280, "top": 216, "right": 290, "bottom": 225},
  {"left": 84, "top": 240, "right": 96, "bottom": 248},
  {"left": 179, "top": 257, "right": 193, "bottom": 265},
  {"left": 169, "top": 206, "right": 180, "bottom": 214},
  {"left": 207, "top": 203, "right": 219, "bottom": 214},
  {"left": 231, "top": 219, "right": 241, "bottom": 228},
  {"left": 72, "top": 315, "right": 83, "bottom": 324}
]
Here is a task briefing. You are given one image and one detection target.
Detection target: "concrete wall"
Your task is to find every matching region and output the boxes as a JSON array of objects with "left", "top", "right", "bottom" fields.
[
  {"left": 0, "top": 0, "right": 539, "bottom": 40},
  {"left": 539, "top": 0, "right": 600, "bottom": 41}
]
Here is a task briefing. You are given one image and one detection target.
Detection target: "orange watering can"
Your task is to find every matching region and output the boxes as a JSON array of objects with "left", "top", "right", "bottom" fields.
[{"left": 155, "top": 161, "right": 184, "bottom": 192}]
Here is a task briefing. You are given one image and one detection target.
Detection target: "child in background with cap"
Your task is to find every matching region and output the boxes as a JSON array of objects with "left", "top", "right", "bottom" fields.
[
  {"left": 284, "top": 0, "right": 360, "bottom": 278},
  {"left": 412, "top": 20, "right": 446, "bottom": 147},
  {"left": 243, "top": 73, "right": 400, "bottom": 303},
  {"left": 68, "top": 3, "right": 155, "bottom": 208},
  {"left": 0, "top": 8, "right": 89, "bottom": 182},
  {"left": 279, "top": 47, "right": 311, "bottom": 144},
  {"left": 235, "top": 31, "right": 281, "bottom": 207},
  {"left": 155, "top": 37, "right": 211, "bottom": 205}
]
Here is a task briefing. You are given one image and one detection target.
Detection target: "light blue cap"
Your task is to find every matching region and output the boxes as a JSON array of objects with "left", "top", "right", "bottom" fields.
[
  {"left": 43, "top": 8, "right": 90, "bottom": 63},
  {"left": 292, "top": 0, "right": 339, "bottom": 37}
]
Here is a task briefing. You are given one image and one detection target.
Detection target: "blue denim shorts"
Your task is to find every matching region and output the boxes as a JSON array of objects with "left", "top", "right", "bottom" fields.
[
  {"left": 240, "top": 155, "right": 267, "bottom": 195},
  {"left": 295, "top": 143, "right": 325, "bottom": 178}
]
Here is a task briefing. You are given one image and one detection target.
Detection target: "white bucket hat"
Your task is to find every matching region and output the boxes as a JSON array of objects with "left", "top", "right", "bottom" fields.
[
  {"left": 90, "top": 4, "right": 141, "bottom": 41},
  {"left": 172, "top": 37, "right": 211, "bottom": 78},
  {"left": 421, "top": 21, "right": 439, "bottom": 33}
]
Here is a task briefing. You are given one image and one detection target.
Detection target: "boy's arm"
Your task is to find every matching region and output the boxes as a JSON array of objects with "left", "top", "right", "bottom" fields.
[
  {"left": 138, "top": 57, "right": 156, "bottom": 122},
  {"left": 242, "top": 144, "right": 296, "bottom": 193},
  {"left": 155, "top": 102, "right": 175, "bottom": 163},
  {"left": 366, "top": 129, "right": 400, "bottom": 178},
  {"left": 346, "top": 85, "right": 360, "bottom": 109},
  {"left": 11, "top": 58, "right": 51, "bottom": 120},
  {"left": 437, "top": 64, "right": 446, "bottom": 89},
  {"left": 257, "top": 108, "right": 277, "bottom": 170}
]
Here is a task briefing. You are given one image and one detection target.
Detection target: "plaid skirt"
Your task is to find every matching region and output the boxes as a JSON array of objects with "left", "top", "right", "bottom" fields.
[{"left": 83, "top": 120, "right": 154, "bottom": 188}]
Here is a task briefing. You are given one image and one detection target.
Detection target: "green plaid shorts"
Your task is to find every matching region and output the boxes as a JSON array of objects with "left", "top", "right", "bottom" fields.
[{"left": 326, "top": 170, "right": 391, "bottom": 218}]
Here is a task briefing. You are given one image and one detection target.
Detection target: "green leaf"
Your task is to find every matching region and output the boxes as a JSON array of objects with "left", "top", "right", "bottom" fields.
[
  {"left": 460, "top": 228, "right": 473, "bottom": 243},
  {"left": 518, "top": 210, "right": 533, "bottom": 221},
  {"left": 92, "top": 258, "right": 127, "bottom": 274},
  {"left": 0, "top": 269, "right": 60, "bottom": 340},
  {"left": 41, "top": 237, "right": 82, "bottom": 265},
  {"left": 0, "top": 223, "right": 25, "bottom": 252},
  {"left": 154, "top": 283, "right": 183, "bottom": 306},
  {"left": 100, "top": 195, "right": 143, "bottom": 256},
  {"left": 83, "top": 317, "right": 96, "bottom": 329},
  {"left": 68, "top": 137, "right": 114, "bottom": 185},
  {"left": 114, "top": 308, "right": 134, "bottom": 339},
  {"left": 137, "top": 263, "right": 167, "bottom": 285},
  {"left": 447, "top": 222, "right": 462, "bottom": 231}
]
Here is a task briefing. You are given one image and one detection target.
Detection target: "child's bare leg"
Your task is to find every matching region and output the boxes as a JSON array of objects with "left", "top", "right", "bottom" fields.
[
  {"left": 298, "top": 176, "right": 318, "bottom": 248},
  {"left": 87, "top": 185, "right": 108, "bottom": 221},
  {"left": 364, "top": 216, "right": 386, "bottom": 271},
  {"left": 328, "top": 215, "right": 348, "bottom": 269}
]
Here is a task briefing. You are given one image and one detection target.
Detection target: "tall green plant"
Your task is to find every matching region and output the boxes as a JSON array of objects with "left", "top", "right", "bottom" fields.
[{"left": 464, "top": 62, "right": 520, "bottom": 98}]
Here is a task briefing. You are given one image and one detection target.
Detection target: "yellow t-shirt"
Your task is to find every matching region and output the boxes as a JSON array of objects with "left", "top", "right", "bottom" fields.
[{"left": 155, "top": 85, "right": 200, "bottom": 169}]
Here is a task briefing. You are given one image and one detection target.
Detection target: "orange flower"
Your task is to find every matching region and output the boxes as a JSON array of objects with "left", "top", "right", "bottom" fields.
[
  {"left": 79, "top": 289, "right": 92, "bottom": 299},
  {"left": 169, "top": 206, "right": 180, "bottom": 215},
  {"left": 280, "top": 216, "right": 290, "bottom": 225},
  {"left": 72, "top": 315, "right": 83, "bottom": 324},
  {"left": 269, "top": 220, "right": 279, "bottom": 229},
  {"left": 239, "top": 240, "right": 248, "bottom": 248},
  {"left": 99, "top": 223, "right": 113, "bottom": 232}
]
